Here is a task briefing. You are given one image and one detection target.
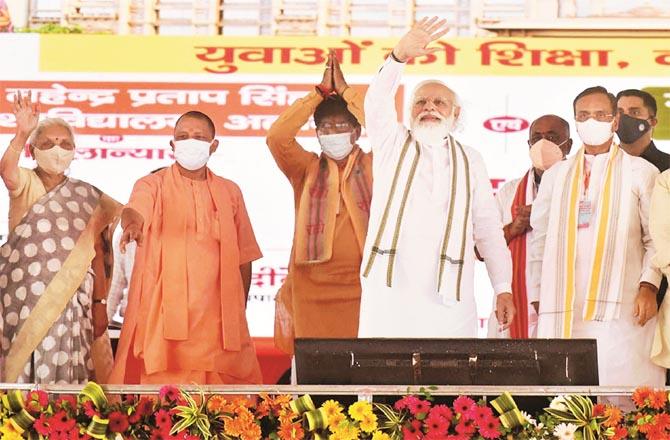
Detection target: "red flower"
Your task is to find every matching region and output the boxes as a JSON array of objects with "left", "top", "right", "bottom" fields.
[
  {"left": 154, "top": 409, "right": 173, "bottom": 432},
  {"left": 455, "top": 418, "right": 476, "bottom": 435},
  {"left": 478, "top": 416, "right": 501, "bottom": 439},
  {"left": 395, "top": 395, "right": 421, "bottom": 411},
  {"left": 428, "top": 404, "right": 453, "bottom": 421},
  {"left": 453, "top": 396, "right": 476, "bottom": 417},
  {"left": 611, "top": 426, "right": 629, "bottom": 440},
  {"left": 137, "top": 396, "right": 157, "bottom": 417},
  {"left": 82, "top": 400, "right": 99, "bottom": 418},
  {"left": 592, "top": 403, "right": 606, "bottom": 417},
  {"left": 150, "top": 429, "right": 174, "bottom": 440},
  {"left": 402, "top": 419, "right": 424, "bottom": 439},
  {"left": 33, "top": 414, "right": 51, "bottom": 435},
  {"left": 51, "top": 410, "right": 77, "bottom": 432},
  {"left": 424, "top": 413, "right": 450, "bottom": 435},
  {"left": 159, "top": 386, "right": 181, "bottom": 403},
  {"left": 55, "top": 395, "right": 77, "bottom": 411},
  {"left": 108, "top": 411, "right": 130, "bottom": 433}
]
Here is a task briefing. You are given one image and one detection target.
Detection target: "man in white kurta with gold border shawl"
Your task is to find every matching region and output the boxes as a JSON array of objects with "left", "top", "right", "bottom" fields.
[
  {"left": 529, "top": 86, "right": 664, "bottom": 388},
  {"left": 358, "top": 18, "right": 514, "bottom": 338}
]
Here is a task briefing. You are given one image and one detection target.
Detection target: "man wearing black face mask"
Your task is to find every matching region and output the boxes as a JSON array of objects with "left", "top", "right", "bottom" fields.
[
  {"left": 617, "top": 89, "right": 669, "bottom": 172},
  {"left": 618, "top": 89, "right": 669, "bottom": 315}
]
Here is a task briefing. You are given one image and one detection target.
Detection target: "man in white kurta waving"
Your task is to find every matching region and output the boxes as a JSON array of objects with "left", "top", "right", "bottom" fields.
[
  {"left": 529, "top": 86, "right": 664, "bottom": 387},
  {"left": 358, "top": 17, "right": 515, "bottom": 338}
]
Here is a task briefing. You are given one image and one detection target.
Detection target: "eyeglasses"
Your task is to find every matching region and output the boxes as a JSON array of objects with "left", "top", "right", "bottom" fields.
[
  {"left": 413, "top": 98, "right": 454, "bottom": 109},
  {"left": 575, "top": 112, "right": 614, "bottom": 123},
  {"left": 316, "top": 122, "right": 353, "bottom": 133}
]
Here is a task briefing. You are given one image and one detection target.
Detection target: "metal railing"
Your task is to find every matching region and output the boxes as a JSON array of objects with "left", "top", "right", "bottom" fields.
[{"left": 0, "top": 383, "right": 652, "bottom": 398}]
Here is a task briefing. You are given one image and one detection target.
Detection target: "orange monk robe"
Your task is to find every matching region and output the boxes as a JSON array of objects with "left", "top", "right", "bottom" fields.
[
  {"left": 268, "top": 88, "right": 371, "bottom": 354},
  {"left": 109, "top": 165, "right": 263, "bottom": 384}
]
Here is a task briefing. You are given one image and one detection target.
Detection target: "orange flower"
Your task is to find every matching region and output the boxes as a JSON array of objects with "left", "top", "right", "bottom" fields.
[
  {"left": 278, "top": 421, "right": 305, "bottom": 440},
  {"left": 610, "top": 426, "right": 628, "bottom": 440},
  {"left": 654, "top": 413, "right": 670, "bottom": 431},
  {"left": 603, "top": 406, "right": 622, "bottom": 428},
  {"left": 207, "top": 395, "right": 236, "bottom": 414},
  {"left": 651, "top": 391, "right": 668, "bottom": 410},
  {"left": 241, "top": 422, "right": 262, "bottom": 440},
  {"left": 633, "top": 387, "right": 654, "bottom": 409}
]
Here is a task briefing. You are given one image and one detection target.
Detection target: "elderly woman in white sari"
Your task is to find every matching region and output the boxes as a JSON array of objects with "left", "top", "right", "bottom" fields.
[{"left": 0, "top": 92, "right": 121, "bottom": 383}]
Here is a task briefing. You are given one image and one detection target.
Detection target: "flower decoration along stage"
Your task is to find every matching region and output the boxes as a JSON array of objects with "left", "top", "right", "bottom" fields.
[{"left": 0, "top": 382, "right": 667, "bottom": 439}]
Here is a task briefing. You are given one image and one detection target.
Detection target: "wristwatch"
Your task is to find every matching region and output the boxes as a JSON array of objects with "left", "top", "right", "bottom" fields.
[{"left": 93, "top": 298, "right": 107, "bottom": 305}]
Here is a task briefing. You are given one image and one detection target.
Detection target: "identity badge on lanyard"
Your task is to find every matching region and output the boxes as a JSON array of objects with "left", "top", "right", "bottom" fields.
[{"left": 578, "top": 162, "right": 592, "bottom": 229}]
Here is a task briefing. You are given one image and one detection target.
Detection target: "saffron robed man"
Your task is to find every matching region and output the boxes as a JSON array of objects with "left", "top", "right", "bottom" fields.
[
  {"left": 110, "top": 111, "right": 263, "bottom": 385},
  {"left": 358, "top": 17, "right": 515, "bottom": 338},
  {"left": 269, "top": 53, "right": 372, "bottom": 353},
  {"left": 529, "top": 86, "right": 664, "bottom": 387},
  {"left": 0, "top": 92, "right": 121, "bottom": 384}
]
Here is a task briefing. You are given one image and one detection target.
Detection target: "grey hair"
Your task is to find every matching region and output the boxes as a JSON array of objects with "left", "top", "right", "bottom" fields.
[{"left": 28, "top": 118, "right": 75, "bottom": 147}]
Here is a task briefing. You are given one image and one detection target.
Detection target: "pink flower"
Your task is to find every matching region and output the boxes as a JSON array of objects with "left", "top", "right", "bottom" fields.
[
  {"left": 478, "top": 416, "right": 501, "bottom": 439},
  {"left": 453, "top": 396, "right": 476, "bottom": 417},
  {"left": 469, "top": 405, "right": 494, "bottom": 426},
  {"left": 408, "top": 398, "right": 432, "bottom": 416},
  {"left": 455, "top": 418, "right": 476, "bottom": 436},
  {"left": 159, "top": 385, "right": 181, "bottom": 403},
  {"left": 428, "top": 404, "right": 453, "bottom": 421}
]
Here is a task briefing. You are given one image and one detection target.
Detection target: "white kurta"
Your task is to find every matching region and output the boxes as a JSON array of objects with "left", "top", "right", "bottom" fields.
[
  {"left": 358, "top": 57, "right": 512, "bottom": 338},
  {"left": 488, "top": 172, "right": 538, "bottom": 338},
  {"left": 529, "top": 150, "right": 664, "bottom": 386}
]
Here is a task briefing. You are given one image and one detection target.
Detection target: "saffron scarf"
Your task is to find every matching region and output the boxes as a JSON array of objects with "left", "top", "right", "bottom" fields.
[
  {"left": 294, "top": 147, "right": 372, "bottom": 264},
  {"left": 538, "top": 144, "right": 631, "bottom": 338},
  {"left": 508, "top": 171, "right": 533, "bottom": 338}
]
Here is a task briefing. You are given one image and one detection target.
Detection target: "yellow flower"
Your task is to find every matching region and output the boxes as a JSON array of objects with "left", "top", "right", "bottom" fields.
[
  {"left": 348, "top": 401, "right": 372, "bottom": 422},
  {"left": 322, "top": 399, "right": 344, "bottom": 418},
  {"left": 0, "top": 420, "right": 22, "bottom": 440},
  {"left": 328, "top": 412, "right": 346, "bottom": 430},
  {"left": 340, "top": 423, "right": 361, "bottom": 440},
  {"left": 371, "top": 432, "right": 391, "bottom": 440},
  {"left": 359, "top": 412, "right": 378, "bottom": 433}
]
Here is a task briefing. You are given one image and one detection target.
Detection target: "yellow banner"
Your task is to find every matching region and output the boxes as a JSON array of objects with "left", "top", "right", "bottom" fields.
[{"left": 40, "top": 35, "right": 670, "bottom": 77}]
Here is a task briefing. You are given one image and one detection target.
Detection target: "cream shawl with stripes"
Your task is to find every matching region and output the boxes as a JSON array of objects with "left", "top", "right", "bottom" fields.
[{"left": 537, "top": 144, "right": 632, "bottom": 338}]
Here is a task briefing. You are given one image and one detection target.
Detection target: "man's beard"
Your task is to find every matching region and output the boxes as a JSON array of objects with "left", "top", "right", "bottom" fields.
[{"left": 410, "top": 112, "right": 454, "bottom": 146}]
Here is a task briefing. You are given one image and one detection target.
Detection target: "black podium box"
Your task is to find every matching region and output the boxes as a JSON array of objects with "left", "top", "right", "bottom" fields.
[{"left": 294, "top": 338, "right": 598, "bottom": 386}]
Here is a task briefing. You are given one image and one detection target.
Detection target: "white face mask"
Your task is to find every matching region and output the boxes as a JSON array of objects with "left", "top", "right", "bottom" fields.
[
  {"left": 576, "top": 118, "right": 614, "bottom": 146},
  {"left": 410, "top": 111, "right": 454, "bottom": 146},
  {"left": 33, "top": 145, "right": 75, "bottom": 175},
  {"left": 529, "top": 138, "right": 566, "bottom": 171},
  {"left": 173, "top": 138, "right": 212, "bottom": 170},
  {"left": 318, "top": 132, "right": 354, "bottom": 160}
]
